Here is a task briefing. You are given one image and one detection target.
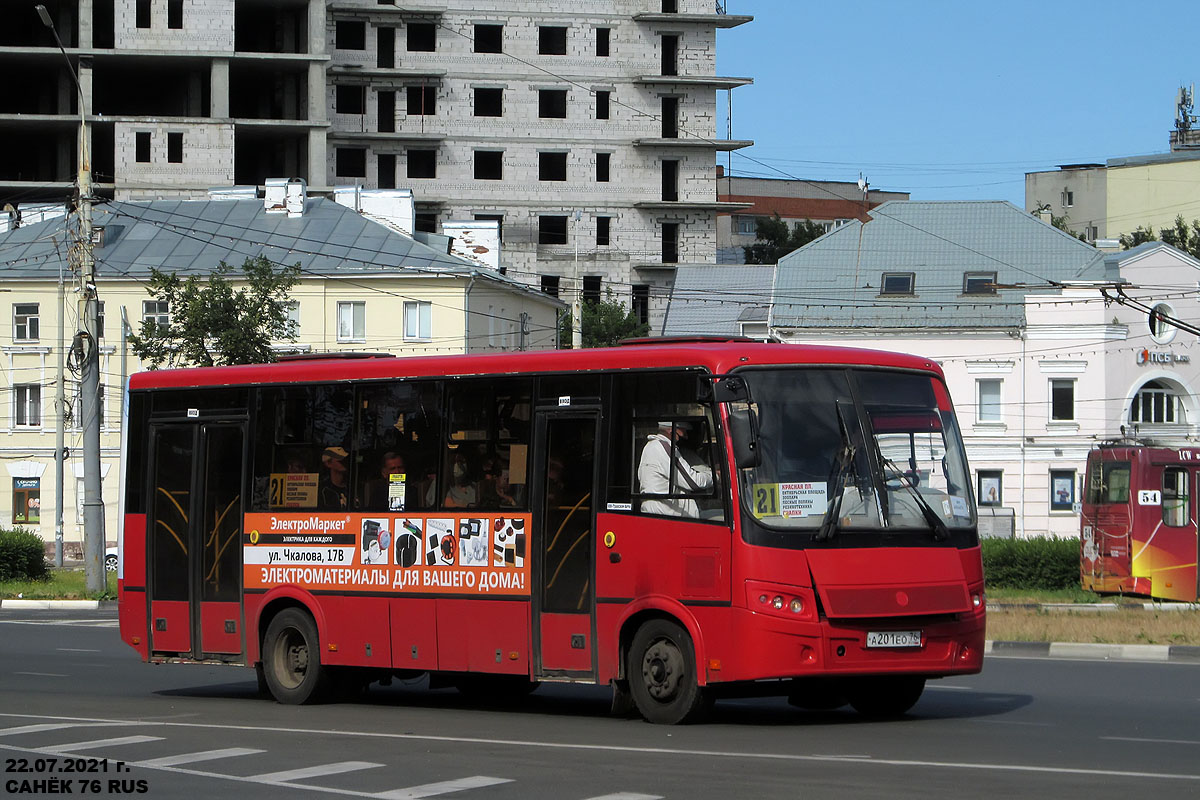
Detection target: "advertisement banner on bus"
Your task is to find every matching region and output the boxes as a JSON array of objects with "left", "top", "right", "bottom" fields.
[{"left": 243, "top": 512, "right": 531, "bottom": 596}]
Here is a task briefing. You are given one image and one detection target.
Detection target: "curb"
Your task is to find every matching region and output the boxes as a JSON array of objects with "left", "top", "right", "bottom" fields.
[
  {"left": 989, "top": 602, "right": 1200, "bottom": 613},
  {"left": 986, "top": 640, "right": 1200, "bottom": 663},
  {"left": 0, "top": 599, "right": 102, "bottom": 610}
]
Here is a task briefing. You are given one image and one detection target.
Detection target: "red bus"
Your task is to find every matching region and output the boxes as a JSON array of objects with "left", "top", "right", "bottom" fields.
[
  {"left": 117, "top": 339, "right": 985, "bottom": 724},
  {"left": 1081, "top": 444, "right": 1200, "bottom": 602}
]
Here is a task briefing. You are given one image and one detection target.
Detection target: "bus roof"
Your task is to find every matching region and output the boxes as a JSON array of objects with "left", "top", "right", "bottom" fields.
[{"left": 128, "top": 341, "right": 944, "bottom": 391}]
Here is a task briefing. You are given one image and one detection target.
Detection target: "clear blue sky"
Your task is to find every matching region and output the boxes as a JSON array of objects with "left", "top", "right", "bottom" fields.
[{"left": 716, "top": 1, "right": 1199, "bottom": 204}]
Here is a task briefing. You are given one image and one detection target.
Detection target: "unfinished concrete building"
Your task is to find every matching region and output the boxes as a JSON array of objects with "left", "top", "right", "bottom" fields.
[{"left": 1, "top": 1, "right": 752, "bottom": 328}]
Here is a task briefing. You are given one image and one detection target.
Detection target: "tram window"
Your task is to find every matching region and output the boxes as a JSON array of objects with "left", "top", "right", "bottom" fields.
[
  {"left": 1163, "top": 467, "right": 1189, "bottom": 527},
  {"left": 1085, "top": 460, "right": 1130, "bottom": 505},
  {"left": 252, "top": 385, "right": 354, "bottom": 511},
  {"left": 610, "top": 371, "right": 724, "bottom": 522}
]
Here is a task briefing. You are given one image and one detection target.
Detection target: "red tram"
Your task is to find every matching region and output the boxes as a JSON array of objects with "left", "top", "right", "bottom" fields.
[{"left": 1081, "top": 444, "right": 1200, "bottom": 602}]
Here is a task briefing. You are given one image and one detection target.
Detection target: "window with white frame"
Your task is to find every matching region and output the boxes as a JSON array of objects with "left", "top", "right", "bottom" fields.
[
  {"left": 1050, "top": 379, "right": 1075, "bottom": 422},
  {"left": 337, "top": 301, "right": 365, "bottom": 342},
  {"left": 14, "top": 384, "right": 41, "bottom": 427},
  {"left": 404, "top": 301, "right": 432, "bottom": 341},
  {"left": 284, "top": 300, "right": 301, "bottom": 332},
  {"left": 142, "top": 300, "right": 169, "bottom": 328},
  {"left": 977, "top": 379, "right": 1002, "bottom": 423},
  {"left": 1149, "top": 302, "right": 1177, "bottom": 344},
  {"left": 734, "top": 216, "right": 757, "bottom": 235},
  {"left": 13, "top": 303, "right": 39, "bottom": 341},
  {"left": 1130, "top": 380, "right": 1182, "bottom": 424}
]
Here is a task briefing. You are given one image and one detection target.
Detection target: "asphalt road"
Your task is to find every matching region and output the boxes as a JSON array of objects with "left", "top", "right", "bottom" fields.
[{"left": 1, "top": 609, "right": 1197, "bottom": 800}]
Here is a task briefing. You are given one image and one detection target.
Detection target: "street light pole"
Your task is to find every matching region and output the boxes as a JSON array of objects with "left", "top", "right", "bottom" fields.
[{"left": 37, "top": 4, "right": 104, "bottom": 592}]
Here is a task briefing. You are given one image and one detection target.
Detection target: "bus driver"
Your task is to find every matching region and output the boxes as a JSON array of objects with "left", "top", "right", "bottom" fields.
[{"left": 637, "top": 420, "right": 713, "bottom": 518}]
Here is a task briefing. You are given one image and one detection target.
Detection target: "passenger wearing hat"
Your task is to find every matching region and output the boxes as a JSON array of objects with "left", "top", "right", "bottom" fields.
[
  {"left": 319, "top": 446, "right": 351, "bottom": 510},
  {"left": 637, "top": 420, "right": 713, "bottom": 518}
]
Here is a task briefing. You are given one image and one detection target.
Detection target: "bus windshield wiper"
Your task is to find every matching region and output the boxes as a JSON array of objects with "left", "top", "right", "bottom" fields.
[
  {"left": 880, "top": 457, "right": 951, "bottom": 541},
  {"left": 816, "top": 408, "right": 856, "bottom": 542}
]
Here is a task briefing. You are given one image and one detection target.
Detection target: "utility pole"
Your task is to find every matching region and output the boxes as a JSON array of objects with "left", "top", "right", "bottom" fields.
[
  {"left": 38, "top": 5, "right": 104, "bottom": 592},
  {"left": 55, "top": 259, "right": 65, "bottom": 568}
]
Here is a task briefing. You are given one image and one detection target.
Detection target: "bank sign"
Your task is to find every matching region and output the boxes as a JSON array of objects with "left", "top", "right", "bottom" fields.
[{"left": 1136, "top": 348, "right": 1190, "bottom": 366}]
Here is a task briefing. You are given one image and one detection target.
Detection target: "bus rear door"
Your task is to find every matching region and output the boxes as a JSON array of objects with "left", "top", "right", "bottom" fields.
[
  {"left": 531, "top": 410, "right": 599, "bottom": 679},
  {"left": 146, "top": 421, "right": 245, "bottom": 659}
]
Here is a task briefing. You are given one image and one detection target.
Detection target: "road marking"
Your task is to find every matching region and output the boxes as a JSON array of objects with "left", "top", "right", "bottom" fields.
[
  {"left": 374, "top": 776, "right": 513, "bottom": 799},
  {"left": 2, "top": 712, "right": 1199, "bottom": 785},
  {"left": 137, "top": 747, "right": 266, "bottom": 767},
  {"left": 248, "top": 762, "right": 384, "bottom": 783},
  {"left": 0, "top": 724, "right": 95, "bottom": 737},
  {"left": 14, "top": 672, "right": 69, "bottom": 677},
  {"left": 581, "top": 794, "right": 663, "bottom": 800},
  {"left": 1103, "top": 736, "right": 1200, "bottom": 746},
  {"left": 57, "top": 648, "right": 102, "bottom": 653},
  {"left": 40, "top": 735, "right": 164, "bottom": 752}
]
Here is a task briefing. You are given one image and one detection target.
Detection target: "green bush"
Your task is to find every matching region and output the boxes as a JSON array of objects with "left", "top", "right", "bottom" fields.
[
  {"left": 0, "top": 527, "right": 48, "bottom": 581},
  {"left": 981, "top": 536, "right": 1079, "bottom": 590}
]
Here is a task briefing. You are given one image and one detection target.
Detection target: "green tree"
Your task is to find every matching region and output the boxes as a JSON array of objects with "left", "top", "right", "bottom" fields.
[
  {"left": 743, "top": 214, "right": 827, "bottom": 264},
  {"left": 1030, "top": 205, "right": 1086, "bottom": 241},
  {"left": 1119, "top": 225, "right": 1158, "bottom": 250},
  {"left": 129, "top": 256, "right": 300, "bottom": 369},
  {"left": 1157, "top": 215, "right": 1200, "bottom": 259},
  {"left": 558, "top": 290, "right": 650, "bottom": 348}
]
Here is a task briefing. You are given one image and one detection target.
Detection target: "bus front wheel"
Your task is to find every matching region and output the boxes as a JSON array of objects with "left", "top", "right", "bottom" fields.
[
  {"left": 845, "top": 675, "right": 926, "bottom": 718},
  {"left": 262, "top": 609, "right": 331, "bottom": 704},
  {"left": 627, "top": 619, "right": 710, "bottom": 724}
]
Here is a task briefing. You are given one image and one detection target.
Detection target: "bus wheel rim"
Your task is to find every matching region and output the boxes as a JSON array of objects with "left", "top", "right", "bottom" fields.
[
  {"left": 279, "top": 627, "right": 308, "bottom": 688},
  {"left": 641, "top": 638, "right": 683, "bottom": 701}
]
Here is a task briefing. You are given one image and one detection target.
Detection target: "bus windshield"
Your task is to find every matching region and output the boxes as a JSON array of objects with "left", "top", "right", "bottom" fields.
[{"left": 737, "top": 368, "right": 974, "bottom": 533}]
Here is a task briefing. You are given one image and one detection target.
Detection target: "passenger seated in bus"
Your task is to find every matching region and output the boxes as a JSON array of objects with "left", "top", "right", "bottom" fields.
[
  {"left": 444, "top": 450, "right": 479, "bottom": 508},
  {"left": 363, "top": 451, "right": 409, "bottom": 511},
  {"left": 479, "top": 456, "right": 518, "bottom": 507},
  {"left": 318, "top": 446, "right": 351, "bottom": 511},
  {"left": 637, "top": 421, "right": 713, "bottom": 518}
]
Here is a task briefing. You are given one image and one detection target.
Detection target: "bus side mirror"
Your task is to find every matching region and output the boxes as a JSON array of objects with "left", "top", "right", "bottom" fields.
[
  {"left": 713, "top": 376, "right": 749, "bottom": 403},
  {"left": 728, "top": 406, "right": 760, "bottom": 469}
]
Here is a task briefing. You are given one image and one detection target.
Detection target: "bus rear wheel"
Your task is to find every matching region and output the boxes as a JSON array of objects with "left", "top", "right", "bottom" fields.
[
  {"left": 845, "top": 675, "right": 926, "bottom": 718},
  {"left": 628, "top": 619, "right": 710, "bottom": 725},
  {"left": 262, "top": 609, "right": 331, "bottom": 704}
]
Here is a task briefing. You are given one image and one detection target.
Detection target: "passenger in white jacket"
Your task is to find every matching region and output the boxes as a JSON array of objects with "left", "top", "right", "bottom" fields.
[{"left": 637, "top": 421, "right": 713, "bottom": 518}]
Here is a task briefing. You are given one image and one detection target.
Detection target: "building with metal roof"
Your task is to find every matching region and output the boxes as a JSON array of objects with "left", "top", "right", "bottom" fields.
[
  {"left": 0, "top": 187, "right": 564, "bottom": 557},
  {"left": 767, "top": 202, "right": 1200, "bottom": 540}
]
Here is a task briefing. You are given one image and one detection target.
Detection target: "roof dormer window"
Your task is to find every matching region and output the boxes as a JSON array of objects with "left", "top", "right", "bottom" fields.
[{"left": 880, "top": 272, "right": 915, "bottom": 295}]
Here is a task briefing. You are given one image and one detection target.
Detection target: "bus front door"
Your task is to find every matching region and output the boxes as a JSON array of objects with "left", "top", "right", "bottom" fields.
[
  {"left": 532, "top": 412, "right": 599, "bottom": 679},
  {"left": 146, "top": 422, "right": 245, "bottom": 659}
]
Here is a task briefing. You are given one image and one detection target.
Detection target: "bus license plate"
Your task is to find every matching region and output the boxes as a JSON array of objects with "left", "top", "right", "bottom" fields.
[{"left": 866, "top": 631, "right": 922, "bottom": 648}]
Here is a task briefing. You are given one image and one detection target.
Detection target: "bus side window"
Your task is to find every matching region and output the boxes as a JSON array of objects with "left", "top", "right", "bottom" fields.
[
  {"left": 252, "top": 386, "right": 354, "bottom": 511},
  {"left": 1163, "top": 467, "right": 1189, "bottom": 527},
  {"left": 353, "top": 381, "right": 442, "bottom": 512},
  {"left": 611, "top": 371, "right": 725, "bottom": 523},
  {"left": 443, "top": 378, "right": 532, "bottom": 512}
]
